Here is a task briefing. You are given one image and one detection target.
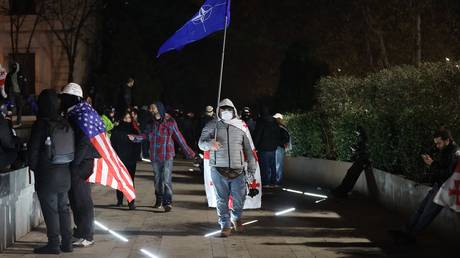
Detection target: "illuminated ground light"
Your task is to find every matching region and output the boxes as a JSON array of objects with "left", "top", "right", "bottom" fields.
[
  {"left": 204, "top": 220, "right": 259, "bottom": 237},
  {"left": 94, "top": 220, "right": 129, "bottom": 242},
  {"left": 142, "top": 158, "right": 152, "bottom": 163},
  {"left": 140, "top": 249, "right": 160, "bottom": 258},
  {"left": 282, "top": 188, "right": 303, "bottom": 194},
  {"left": 315, "top": 198, "right": 327, "bottom": 203},
  {"left": 304, "top": 192, "right": 328, "bottom": 199},
  {"left": 275, "top": 207, "right": 296, "bottom": 216}
]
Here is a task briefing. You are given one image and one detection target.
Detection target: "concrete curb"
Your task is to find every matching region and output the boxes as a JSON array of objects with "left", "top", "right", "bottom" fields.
[{"left": 284, "top": 156, "right": 460, "bottom": 238}]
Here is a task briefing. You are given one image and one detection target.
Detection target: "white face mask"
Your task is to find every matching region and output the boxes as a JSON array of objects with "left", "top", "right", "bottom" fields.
[{"left": 220, "top": 110, "right": 233, "bottom": 121}]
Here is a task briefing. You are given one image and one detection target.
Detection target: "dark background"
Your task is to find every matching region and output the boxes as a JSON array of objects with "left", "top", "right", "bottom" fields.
[{"left": 92, "top": 0, "right": 460, "bottom": 113}]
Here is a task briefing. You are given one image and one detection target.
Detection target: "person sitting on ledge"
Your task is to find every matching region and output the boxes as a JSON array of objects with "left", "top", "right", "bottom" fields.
[{"left": 389, "top": 127, "right": 459, "bottom": 245}]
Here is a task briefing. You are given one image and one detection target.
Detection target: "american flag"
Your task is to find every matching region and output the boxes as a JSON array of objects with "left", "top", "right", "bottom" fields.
[{"left": 68, "top": 102, "right": 136, "bottom": 202}]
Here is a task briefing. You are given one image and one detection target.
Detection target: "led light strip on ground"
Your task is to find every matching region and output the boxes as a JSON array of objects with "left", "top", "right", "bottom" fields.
[
  {"left": 282, "top": 188, "right": 328, "bottom": 200},
  {"left": 140, "top": 249, "right": 160, "bottom": 258},
  {"left": 204, "top": 220, "right": 259, "bottom": 237},
  {"left": 94, "top": 220, "right": 129, "bottom": 242},
  {"left": 275, "top": 207, "right": 296, "bottom": 216}
]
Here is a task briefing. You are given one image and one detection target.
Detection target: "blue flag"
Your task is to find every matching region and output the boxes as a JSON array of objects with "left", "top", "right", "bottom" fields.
[{"left": 157, "top": 0, "right": 231, "bottom": 57}]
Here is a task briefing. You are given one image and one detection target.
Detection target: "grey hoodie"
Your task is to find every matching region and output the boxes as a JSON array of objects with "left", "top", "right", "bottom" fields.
[{"left": 199, "top": 99, "right": 256, "bottom": 175}]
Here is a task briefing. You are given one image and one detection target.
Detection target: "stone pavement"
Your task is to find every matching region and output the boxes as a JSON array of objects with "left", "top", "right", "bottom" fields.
[{"left": 0, "top": 160, "right": 457, "bottom": 258}]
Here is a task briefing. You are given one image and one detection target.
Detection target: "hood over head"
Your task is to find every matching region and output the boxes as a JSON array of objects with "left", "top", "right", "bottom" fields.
[
  {"left": 10, "top": 62, "right": 19, "bottom": 73},
  {"left": 38, "top": 89, "right": 61, "bottom": 120},
  {"left": 218, "top": 98, "right": 239, "bottom": 120},
  {"left": 155, "top": 101, "right": 166, "bottom": 118}
]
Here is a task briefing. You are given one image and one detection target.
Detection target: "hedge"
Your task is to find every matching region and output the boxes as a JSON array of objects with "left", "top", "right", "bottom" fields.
[{"left": 285, "top": 61, "right": 460, "bottom": 180}]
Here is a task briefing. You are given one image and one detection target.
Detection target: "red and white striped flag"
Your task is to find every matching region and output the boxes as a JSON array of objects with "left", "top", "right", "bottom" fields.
[{"left": 69, "top": 102, "right": 136, "bottom": 202}]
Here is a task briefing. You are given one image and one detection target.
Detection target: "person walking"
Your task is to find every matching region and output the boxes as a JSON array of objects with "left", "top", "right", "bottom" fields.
[
  {"left": 28, "top": 89, "right": 74, "bottom": 254},
  {"left": 199, "top": 98, "right": 258, "bottom": 237},
  {"left": 111, "top": 110, "right": 140, "bottom": 209},
  {"left": 129, "top": 102, "right": 195, "bottom": 212}
]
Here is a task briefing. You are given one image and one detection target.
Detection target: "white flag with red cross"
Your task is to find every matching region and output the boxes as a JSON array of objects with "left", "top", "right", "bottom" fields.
[
  {"left": 434, "top": 169, "right": 460, "bottom": 212},
  {"left": 203, "top": 119, "right": 262, "bottom": 209}
]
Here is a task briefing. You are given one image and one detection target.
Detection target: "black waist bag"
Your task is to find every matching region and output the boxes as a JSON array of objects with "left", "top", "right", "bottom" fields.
[{"left": 216, "top": 167, "right": 242, "bottom": 179}]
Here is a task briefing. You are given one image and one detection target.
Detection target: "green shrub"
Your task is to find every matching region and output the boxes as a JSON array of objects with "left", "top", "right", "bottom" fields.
[{"left": 286, "top": 61, "right": 460, "bottom": 181}]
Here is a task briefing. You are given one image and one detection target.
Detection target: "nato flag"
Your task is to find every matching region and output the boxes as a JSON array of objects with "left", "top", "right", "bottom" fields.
[{"left": 157, "top": 0, "right": 231, "bottom": 57}]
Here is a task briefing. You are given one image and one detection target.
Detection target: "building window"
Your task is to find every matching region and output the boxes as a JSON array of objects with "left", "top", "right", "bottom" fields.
[{"left": 9, "top": 0, "right": 36, "bottom": 15}]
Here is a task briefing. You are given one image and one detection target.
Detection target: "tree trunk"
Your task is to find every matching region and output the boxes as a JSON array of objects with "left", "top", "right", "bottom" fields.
[
  {"left": 376, "top": 32, "right": 390, "bottom": 68},
  {"left": 68, "top": 57, "right": 75, "bottom": 83},
  {"left": 9, "top": 15, "right": 15, "bottom": 60},
  {"left": 365, "top": 33, "right": 374, "bottom": 69},
  {"left": 415, "top": 13, "right": 422, "bottom": 66}
]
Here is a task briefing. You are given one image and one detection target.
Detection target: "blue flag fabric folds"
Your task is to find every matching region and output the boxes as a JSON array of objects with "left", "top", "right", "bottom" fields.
[{"left": 157, "top": 0, "right": 231, "bottom": 57}]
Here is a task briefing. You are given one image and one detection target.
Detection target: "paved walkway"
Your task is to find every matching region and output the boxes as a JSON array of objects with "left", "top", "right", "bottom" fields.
[{"left": 0, "top": 160, "right": 457, "bottom": 258}]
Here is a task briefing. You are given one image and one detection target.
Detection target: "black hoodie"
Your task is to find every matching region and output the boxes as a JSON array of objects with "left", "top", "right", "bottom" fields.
[
  {"left": 111, "top": 122, "right": 140, "bottom": 167},
  {"left": 28, "top": 89, "right": 71, "bottom": 193}
]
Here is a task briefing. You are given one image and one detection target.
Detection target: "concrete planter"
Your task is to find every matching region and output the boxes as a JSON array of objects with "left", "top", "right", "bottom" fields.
[
  {"left": 284, "top": 156, "right": 460, "bottom": 238},
  {"left": 0, "top": 168, "right": 43, "bottom": 252}
]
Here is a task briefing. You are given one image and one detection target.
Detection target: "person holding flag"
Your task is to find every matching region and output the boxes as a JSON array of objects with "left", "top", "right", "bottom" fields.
[
  {"left": 199, "top": 98, "right": 261, "bottom": 237},
  {"left": 60, "top": 83, "right": 136, "bottom": 247}
]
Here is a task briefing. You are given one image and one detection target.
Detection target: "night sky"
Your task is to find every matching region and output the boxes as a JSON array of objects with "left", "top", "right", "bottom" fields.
[{"left": 93, "top": 0, "right": 460, "bottom": 113}]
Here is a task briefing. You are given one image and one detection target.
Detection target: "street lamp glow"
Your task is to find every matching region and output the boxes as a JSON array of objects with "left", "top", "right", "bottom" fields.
[
  {"left": 275, "top": 208, "right": 296, "bottom": 216},
  {"left": 445, "top": 57, "right": 451, "bottom": 62},
  {"left": 140, "top": 249, "right": 159, "bottom": 258}
]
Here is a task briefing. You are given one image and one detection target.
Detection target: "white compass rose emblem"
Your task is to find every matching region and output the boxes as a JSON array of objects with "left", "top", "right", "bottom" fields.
[{"left": 191, "top": 1, "right": 227, "bottom": 32}]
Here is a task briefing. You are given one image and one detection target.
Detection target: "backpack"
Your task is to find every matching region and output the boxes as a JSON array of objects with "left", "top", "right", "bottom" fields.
[{"left": 45, "top": 119, "right": 75, "bottom": 164}]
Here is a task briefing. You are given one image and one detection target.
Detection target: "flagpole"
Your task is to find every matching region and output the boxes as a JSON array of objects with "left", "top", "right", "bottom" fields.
[{"left": 215, "top": 15, "right": 229, "bottom": 113}]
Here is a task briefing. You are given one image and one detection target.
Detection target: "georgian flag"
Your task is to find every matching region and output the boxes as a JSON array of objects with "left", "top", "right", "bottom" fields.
[
  {"left": 434, "top": 169, "right": 460, "bottom": 212},
  {"left": 203, "top": 119, "right": 262, "bottom": 209}
]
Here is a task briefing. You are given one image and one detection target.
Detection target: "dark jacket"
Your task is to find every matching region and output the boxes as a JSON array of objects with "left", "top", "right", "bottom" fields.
[
  {"left": 111, "top": 122, "right": 140, "bottom": 167},
  {"left": 0, "top": 115, "right": 17, "bottom": 168},
  {"left": 429, "top": 142, "right": 459, "bottom": 185},
  {"left": 116, "top": 84, "right": 133, "bottom": 114},
  {"left": 5, "top": 63, "right": 28, "bottom": 97},
  {"left": 254, "top": 116, "right": 280, "bottom": 152},
  {"left": 278, "top": 124, "right": 290, "bottom": 148},
  {"left": 28, "top": 90, "right": 71, "bottom": 193}
]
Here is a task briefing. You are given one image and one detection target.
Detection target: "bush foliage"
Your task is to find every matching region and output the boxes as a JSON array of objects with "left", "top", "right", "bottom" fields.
[{"left": 285, "top": 62, "right": 460, "bottom": 180}]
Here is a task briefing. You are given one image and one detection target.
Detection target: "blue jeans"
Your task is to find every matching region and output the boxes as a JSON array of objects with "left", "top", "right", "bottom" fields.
[
  {"left": 275, "top": 147, "right": 285, "bottom": 185},
  {"left": 211, "top": 167, "right": 247, "bottom": 229},
  {"left": 152, "top": 159, "right": 174, "bottom": 205},
  {"left": 259, "top": 151, "right": 276, "bottom": 185}
]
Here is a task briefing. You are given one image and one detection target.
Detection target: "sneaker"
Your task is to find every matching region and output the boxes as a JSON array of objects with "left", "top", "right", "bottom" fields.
[
  {"left": 116, "top": 201, "right": 123, "bottom": 207},
  {"left": 33, "top": 244, "right": 60, "bottom": 254},
  {"left": 153, "top": 201, "right": 163, "bottom": 209},
  {"left": 164, "top": 204, "right": 172, "bottom": 212},
  {"left": 220, "top": 228, "right": 232, "bottom": 237},
  {"left": 232, "top": 220, "right": 244, "bottom": 232},
  {"left": 72, "top": 238, "right": 95, "bottom": 247}
]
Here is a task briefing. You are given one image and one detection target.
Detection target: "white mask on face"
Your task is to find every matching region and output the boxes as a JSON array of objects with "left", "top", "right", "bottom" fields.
[{"left": 220, "top": 110, "right": 233, "bottom": 121}]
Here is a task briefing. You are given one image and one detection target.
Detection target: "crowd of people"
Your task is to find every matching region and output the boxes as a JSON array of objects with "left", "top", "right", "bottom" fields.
[{"left": 3, "top": 70, "right": 454, "bottom": 254}]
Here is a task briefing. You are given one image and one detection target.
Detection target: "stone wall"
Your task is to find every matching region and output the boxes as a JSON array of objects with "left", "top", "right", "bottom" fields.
[
  {"left": 284, "top": 157, "right": 460, "bottom": 238},
  {"left": 0, "top": 168, "right": 42, "bottom": 252}
]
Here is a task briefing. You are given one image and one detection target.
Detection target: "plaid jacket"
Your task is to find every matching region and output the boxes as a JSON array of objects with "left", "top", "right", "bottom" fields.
[{"left": 135, "top": 114, "right": 195, "bottom": 162}]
